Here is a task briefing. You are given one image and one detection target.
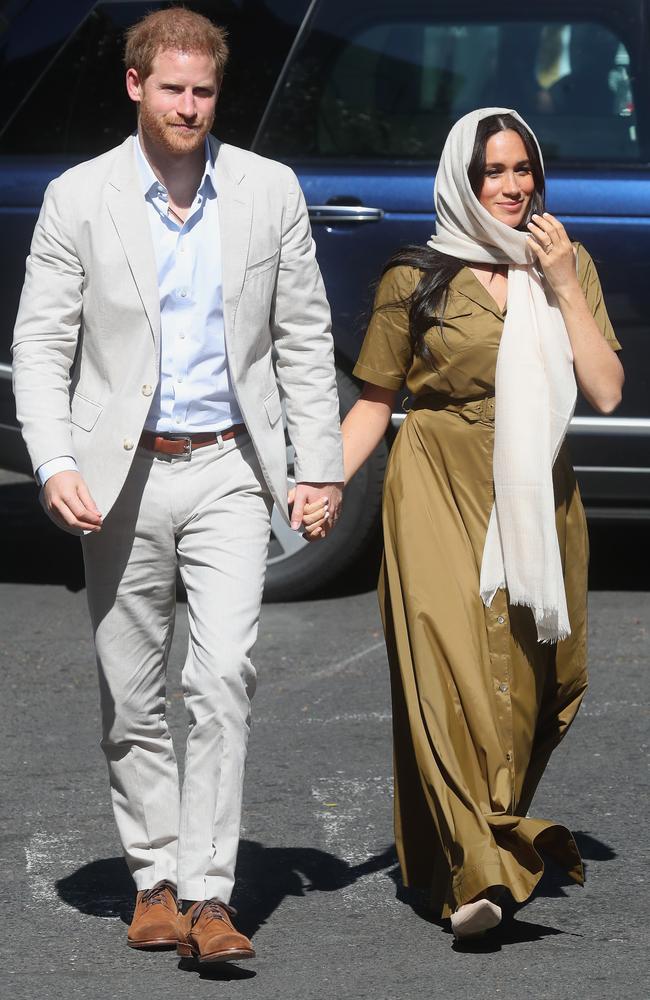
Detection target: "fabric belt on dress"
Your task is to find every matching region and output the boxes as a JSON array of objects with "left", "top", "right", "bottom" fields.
[
  {"left": 139, "top": 424, "right": 247, "bottom": 457},
  {"left": 411, "top": 395, "right": 495, "bottom": 424}
]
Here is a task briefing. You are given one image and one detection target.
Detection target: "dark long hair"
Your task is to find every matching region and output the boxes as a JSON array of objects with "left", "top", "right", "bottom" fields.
[{"left": 383, "top": 114, "right": 545, "bottom": 362}]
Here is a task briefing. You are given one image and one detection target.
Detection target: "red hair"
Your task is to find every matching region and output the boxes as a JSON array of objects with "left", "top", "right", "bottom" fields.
[{"left": 124, "top": 6, "right": 229, "bottom": 83}]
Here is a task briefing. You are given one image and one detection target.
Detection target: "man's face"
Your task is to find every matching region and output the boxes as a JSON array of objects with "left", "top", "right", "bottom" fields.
[{"left": 126, "top": 49, "right": 218, "bottom": 155}]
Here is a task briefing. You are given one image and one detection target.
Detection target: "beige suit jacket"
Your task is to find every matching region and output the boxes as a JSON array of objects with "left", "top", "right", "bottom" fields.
[{"left": 12, "top": 135, "right": 343, "bottom": 520}]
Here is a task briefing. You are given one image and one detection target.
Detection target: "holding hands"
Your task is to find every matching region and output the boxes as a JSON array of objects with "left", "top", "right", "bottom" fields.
[{"left": 288, "top": 481, "right": 342, "bottom": 541}]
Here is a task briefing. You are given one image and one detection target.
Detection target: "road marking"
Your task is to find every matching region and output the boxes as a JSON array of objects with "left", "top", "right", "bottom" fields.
[
  {"left": 307, "top": 640, "right": 387, "bottom": 682},
  {"left": 312, "top": 776, "right": 397, "bottom": 909},
  {"left": 254, "top": 710, "right": 391, "bottom": 725},
  {"left": 25, "top": 831, "right": 79, "bottom": 911}
]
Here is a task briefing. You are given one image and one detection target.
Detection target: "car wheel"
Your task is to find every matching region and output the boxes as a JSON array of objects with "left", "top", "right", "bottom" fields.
[{"left": 263, "top": 366, "right": 388, "bottom": 602}]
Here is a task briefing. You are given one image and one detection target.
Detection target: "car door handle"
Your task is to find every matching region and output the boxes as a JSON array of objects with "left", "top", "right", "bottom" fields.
[{"left": 308, "top": 205, "right": 385, "bottom": 224}]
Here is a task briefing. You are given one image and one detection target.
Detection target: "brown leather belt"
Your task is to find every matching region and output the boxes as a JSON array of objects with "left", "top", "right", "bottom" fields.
[{"left": 139, "top": 424, "right": 246, "bottom": 457}]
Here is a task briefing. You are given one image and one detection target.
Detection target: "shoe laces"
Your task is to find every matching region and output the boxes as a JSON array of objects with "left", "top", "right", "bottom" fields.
[
  {"left": 191, "top": 898, "right": 237, "bottom": 925},
  {"left": 141, "top": 880, "right": 175, "bottom": 908}
]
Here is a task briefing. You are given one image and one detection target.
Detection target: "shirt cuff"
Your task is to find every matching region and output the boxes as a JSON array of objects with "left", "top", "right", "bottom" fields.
[
  {"left": 352, "top": 362, "right": 405, "bottom": 390},
  {"left": 36, "top": 456, "right": 79, "bottom": 486}
]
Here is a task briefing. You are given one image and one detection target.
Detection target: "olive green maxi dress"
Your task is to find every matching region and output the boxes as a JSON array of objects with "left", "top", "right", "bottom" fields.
[{"left": 353, "top": 245, "right": 621, "bottom": 918}]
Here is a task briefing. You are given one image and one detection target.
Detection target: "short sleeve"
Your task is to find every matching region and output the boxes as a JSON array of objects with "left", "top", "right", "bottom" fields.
[
  {"left": 576, "top": 243, "right": 622, "bottom": 351},
  {"left": 353, "top": 266, "right": 418, "bottom": 389}
]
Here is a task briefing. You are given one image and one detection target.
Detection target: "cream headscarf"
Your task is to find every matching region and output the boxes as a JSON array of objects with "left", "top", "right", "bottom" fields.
[{"left": 427, "top": 107, "right": 577, "bottom": 643}]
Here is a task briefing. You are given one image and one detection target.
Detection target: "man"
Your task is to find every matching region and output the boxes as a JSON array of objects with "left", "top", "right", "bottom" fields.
[{"left": 12, "top": 7, "right": 342, "bottom": 963}]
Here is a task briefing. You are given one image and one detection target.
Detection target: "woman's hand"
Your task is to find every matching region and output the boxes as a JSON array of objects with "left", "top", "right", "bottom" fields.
[
  {"left": 526, "top": 213, "right": 578, "bottom": 297},
  {"left": 302, "top": 496, "right": 330, "bottom": 540},
  {"left": 527, "top": 214, "right": 624, "bottom": 414}
]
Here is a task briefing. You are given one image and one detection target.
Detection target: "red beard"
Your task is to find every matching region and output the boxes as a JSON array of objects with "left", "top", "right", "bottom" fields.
[{"left": 139, "top": 100, "right": 214, "bottom": 155}]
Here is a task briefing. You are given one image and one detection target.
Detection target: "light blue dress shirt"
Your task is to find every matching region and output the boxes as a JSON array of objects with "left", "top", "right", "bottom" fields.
[
  {"left": 37, "top": 135, "right": 241, "bottom": 485},
  {"left": 135, "top": 135, "right": 242, "bottom": 434}
]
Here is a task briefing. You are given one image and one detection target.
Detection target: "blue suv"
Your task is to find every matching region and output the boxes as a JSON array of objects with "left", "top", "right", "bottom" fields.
[{"left": 1, "top": 0, "right": 648, "bottom": 599}]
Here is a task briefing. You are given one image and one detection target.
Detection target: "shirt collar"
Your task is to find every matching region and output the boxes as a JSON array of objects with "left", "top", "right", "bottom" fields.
[
  {"left": 133, "top": 133, "right": 216, "bottom": 202},
  {"left": 450, "top": 266, "right": 505, "bottom": 320}
]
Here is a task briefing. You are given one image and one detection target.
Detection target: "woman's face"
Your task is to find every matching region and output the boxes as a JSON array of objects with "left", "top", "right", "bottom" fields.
[{"left": 478, "top": 129, "right": 536, "bottom": 228}]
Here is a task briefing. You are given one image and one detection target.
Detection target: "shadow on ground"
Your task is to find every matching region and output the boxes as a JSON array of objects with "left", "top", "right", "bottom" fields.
[
  {"left": 530, "top": 829, "right": 617, "bottom": 901},
  {"left": 55, "top": 841, "right": 399, "bottom": 937},
  {"left": 55, "top": 830, "right": 614, "bottom": 957},
  {"left": 391, "top": 828, "right": 616, "bottom": 951}
]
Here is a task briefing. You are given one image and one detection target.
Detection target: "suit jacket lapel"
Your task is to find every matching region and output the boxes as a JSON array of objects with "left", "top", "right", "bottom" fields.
[
  {"left": 212, "top": 137, "right": 253, "bottom": 372},
  {"left": 105, "top": 137, "right": 161, "bottom": 349}
]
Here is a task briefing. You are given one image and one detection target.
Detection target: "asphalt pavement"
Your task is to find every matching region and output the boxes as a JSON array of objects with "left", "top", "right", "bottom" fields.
[{"left": 0, "top": 469, "right": 648, "bottom": 1000}]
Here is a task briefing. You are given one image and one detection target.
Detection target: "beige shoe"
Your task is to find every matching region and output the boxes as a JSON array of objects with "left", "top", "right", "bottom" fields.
[{"left": 450, "top": 898, "right": 502, "bottom": 940}]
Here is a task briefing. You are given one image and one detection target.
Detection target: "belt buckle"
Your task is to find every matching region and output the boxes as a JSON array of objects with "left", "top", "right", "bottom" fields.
[
  {"left": 168, "top": 434, "right": 193, "bottom": 461},
  {"left": 481, "top": 398, "right": 495, "bottom": 422}
]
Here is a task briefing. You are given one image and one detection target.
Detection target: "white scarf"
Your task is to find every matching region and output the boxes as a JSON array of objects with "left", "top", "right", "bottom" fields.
[{"left": 427, "top": 108, "right": 577, "bottom": 642}]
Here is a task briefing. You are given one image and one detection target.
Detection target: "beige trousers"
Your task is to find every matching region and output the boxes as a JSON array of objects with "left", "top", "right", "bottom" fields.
[{"left": 81, "top": 433, "right": 272, "bottom": 902}]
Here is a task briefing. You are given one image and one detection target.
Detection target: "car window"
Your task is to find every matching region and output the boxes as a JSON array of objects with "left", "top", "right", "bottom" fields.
[
  {"left": 0, "top": 0, "right": 307, "bottom": 154},
  {"left": 256, "top": 0, "right": 648, "bottom": 164}
]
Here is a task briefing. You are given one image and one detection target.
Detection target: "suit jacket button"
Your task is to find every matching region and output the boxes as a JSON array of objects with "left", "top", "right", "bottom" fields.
[
  {"left": 142, "top": 384, "right": 153, "bottom": 397},
  {"left": 123, "top": 439, "right": 134, "bottom": 450}
]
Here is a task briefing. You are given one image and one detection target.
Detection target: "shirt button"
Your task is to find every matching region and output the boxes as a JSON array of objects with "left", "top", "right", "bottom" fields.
[
  {"left": 179, "top": 289, "right": 187, "bottom": 298},
  {"left": 178, "top": 245, "right": 185, "bottom": 254},
  {"left": 123, "top": 438, "right": 134, "bottom": 451},
  {"left": 141, "top": 384, "right": 152, "bottom": 397},
  {"left": 179, "top": 331, "right": 186, "bottom": 339},
  {"left": 497, "top": 616, "right": 505, "bottom": 624},
  {"left": 175, "top": 417, "right": 182, "bottom": 425},
  {"left": 505, "top": 752, "right": 512, "bottom": 762},
  {"left": 176, "top": 377, "right": 183, "bottom": 384},
  {"left": 499, "top": 683, "right": 509, "bottom": 693}
]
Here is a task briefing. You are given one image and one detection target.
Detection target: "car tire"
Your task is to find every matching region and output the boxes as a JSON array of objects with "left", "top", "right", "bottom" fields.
[{"left": 263, "top": 366, "right": 388, "bottom": 602}]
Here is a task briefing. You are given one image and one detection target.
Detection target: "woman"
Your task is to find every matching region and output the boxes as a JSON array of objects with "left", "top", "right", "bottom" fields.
[{"left": 306, "top": 108, "right": 623, "bottom": 940}]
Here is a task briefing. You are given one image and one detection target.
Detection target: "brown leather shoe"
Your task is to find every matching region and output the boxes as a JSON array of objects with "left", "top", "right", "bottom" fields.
[
  {"left": 177, "top": 899, "right": 255, "bottom": 963},
  {"left": 127, "top": 880, "right": 180, "bottom": 950}
]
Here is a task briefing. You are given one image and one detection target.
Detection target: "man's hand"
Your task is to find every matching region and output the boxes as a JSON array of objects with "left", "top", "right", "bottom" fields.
[
  {"left": 288, "top": 482, "right": 343, "bottom": 538},
  {"left": 41, "top": 471, "right": 103, "bottom": 535}
]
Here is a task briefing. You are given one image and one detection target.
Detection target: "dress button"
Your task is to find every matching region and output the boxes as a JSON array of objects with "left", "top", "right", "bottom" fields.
[
  {"left": 141, "top": 384, "right": 152, "bottom": 397},
  {"left": 497, "top": 616, "right": 505, "bottom": 624},
  {"left": 123, "top": 439, "right": 134, "bottom": 451},
  {"left": 499, "top": 683, "right": 508, "bottom": 693}
]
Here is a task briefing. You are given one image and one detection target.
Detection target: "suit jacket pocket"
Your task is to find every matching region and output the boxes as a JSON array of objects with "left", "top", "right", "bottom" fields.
[
  {"left": 245, "top": 249, "right": 279, "bottom": 278},
  {"left": 70, "top": 392, "right": 103, "bottom": 432},
  {"left": 263, "top": 387, "right": 283, "bottom": 426}
]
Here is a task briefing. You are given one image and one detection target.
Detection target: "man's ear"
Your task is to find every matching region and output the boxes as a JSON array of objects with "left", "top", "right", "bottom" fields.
[{"left": 125, "top": 67, "right": 143, "bottom": 105}]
